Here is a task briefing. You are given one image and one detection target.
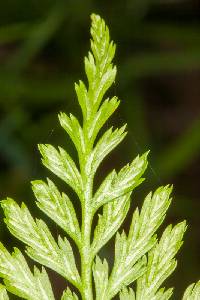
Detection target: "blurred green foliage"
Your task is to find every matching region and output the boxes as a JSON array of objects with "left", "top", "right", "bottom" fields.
[{"left": 0, "top": 0, "right": 200, "bottom": 298}]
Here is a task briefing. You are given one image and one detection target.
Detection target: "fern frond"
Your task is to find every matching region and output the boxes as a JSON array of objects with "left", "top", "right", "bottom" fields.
[{"left": 0, "top": 12, "right": 199, "bottom": 300}]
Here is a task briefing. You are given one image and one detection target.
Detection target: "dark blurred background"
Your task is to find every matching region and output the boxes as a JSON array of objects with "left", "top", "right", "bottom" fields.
[{"left": 0, "top": 0, "right": 200, "bottom": 299}]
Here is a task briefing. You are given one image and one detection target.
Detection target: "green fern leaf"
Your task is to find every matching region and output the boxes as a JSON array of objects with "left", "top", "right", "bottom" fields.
[
  {"left": 106, "top": 185, "right": 172, "bottom": 298},
  {"left": 38, "top": 144, "right": 83, "bottom": 197},
  {"left": 58, "top": 112, "right": 85, "bottom": 158},
  {"left": 61, "top": 288, "right": 79, "bottom": 300},
  {"left": 94, "top": 152, "right": 148, "bottom": 210},
  {"left": 84, "top": 96, "right": 120, "bottom": 146},
  {"left": 88, "top": 125, "right": 127, "bottom": 176},
  {"left": 0, "top": 285, "right": 9, "bottom": 300},
  {"left": 1, "top": 198, "right": 81, "bottom": 288},
  {"left": 92, "top": 192, "right": 131, "bottom": 256},
  {"left": 119, "top": 287, "right": 135, "bottom": 300},
  {"left": 136, "top": 222, "right": 187, "bottom": 299},
  {"left": 93, "top": 256, "right": 109, "bottom": 300},
  {"left": 32, "top": 178, "right": 81, "bottom": 244},
  {"left": 182, "top": 281, "right": 200, "bottom": 300},
  {"left": 0, "top": 244, "right": 54, "bottom": 299}
]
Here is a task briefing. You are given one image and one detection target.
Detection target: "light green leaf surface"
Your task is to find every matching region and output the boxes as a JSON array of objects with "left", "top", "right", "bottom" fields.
[
  {"left": 120, "top": 287, "right": 135, "bottom": 300},
  {"left": 0, "top": 285, "right": 9, "bottom": 300},
  {"left": 182, "top": 281, "right": 200, "bottom": 300},
  {"left": 85, "top": 96, "right": 120, "bottom": 145},
  {"left": 32, "top": 178, "right": 81, "bottom": 244},
  {"left": 61, "top": 288, "right": 79, "bottom": 300},
  {"left": 86, "top": 125, "right": 127, "bottom": 177},
  {"left": 1, "top": 198, "right": 81, "bottom": 289},
  {"left": 58, "top": 112, "right": 85, "bottom": 157},
  {"left": 136, "top": 222, "right": 187, "bottom": 300},
  {"left": 38, "top": 144, "right": 83, "bottom": 197},
  {"left": 94, "top": 152, "right": 148, "bottom": 209},
  {"left": 107, "top": 238, "right": 147, "bottom": 299},
  {"left": 106, "top": 185, "right": 173, "bottom": 298},
  {"left": 92, "top": 192, "right": 131, "bottom": 256},
  {"left": 0, "top": 244, "right": 54, "bottom": 300},
  {"left": 86, "top": 14, "right": 116, "bottom": 113},
  {"left": 93, "top": 256, "right": 109, "bottom": 300}
]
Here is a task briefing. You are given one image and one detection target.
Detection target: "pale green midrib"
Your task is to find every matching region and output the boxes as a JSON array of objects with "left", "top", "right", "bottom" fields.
[
  {"left": 79, "top": 131, "right": 94, "bottom": 300},
  {"left": 80, "top": 197, "right": 93, "bottom": 300},
  {"left": 79, "top": 90, "right": 104, "bottom": 299}
]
